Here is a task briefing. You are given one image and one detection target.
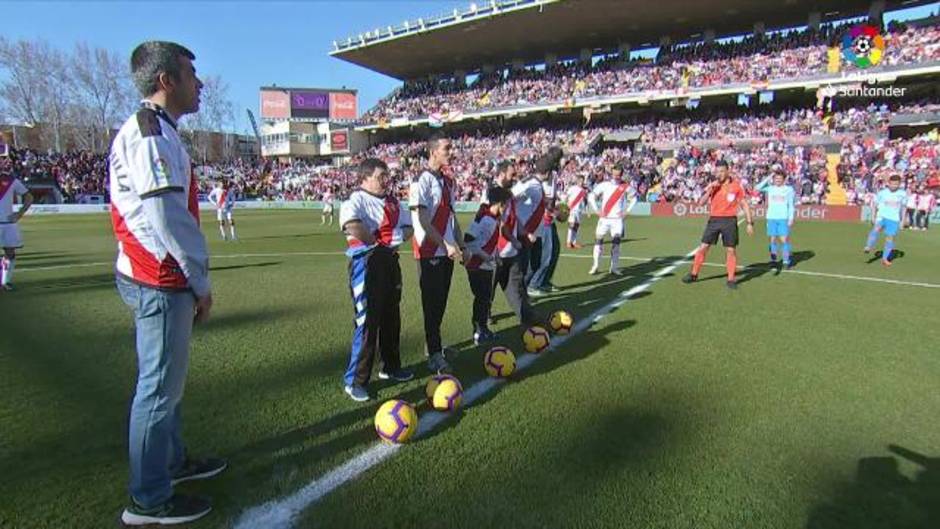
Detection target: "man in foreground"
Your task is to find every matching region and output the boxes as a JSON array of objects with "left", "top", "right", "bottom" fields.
[{"left": 110, "top": 41, "right": 225, "bottom": 525}]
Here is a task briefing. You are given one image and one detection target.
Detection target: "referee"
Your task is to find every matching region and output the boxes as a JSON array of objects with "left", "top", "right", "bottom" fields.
[{"left": 682, "top": 160, "right": 754, "bottom": 289}]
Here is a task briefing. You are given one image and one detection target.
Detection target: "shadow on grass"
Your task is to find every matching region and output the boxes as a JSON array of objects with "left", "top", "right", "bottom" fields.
[
  {"left": 806, "top": 444, "right": 939, "bottom": 529},
  {"left": 211, "top": 261, "right": 282, "bottom": 272},
  {"left": 14, "top": 273, "right": 117, "bottom": 293},
  {"left": 866, "top": 249, "right": 906, "bottom": 264}
]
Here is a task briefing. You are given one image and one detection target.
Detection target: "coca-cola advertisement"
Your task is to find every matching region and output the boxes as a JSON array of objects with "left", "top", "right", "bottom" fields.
[{"left": 329, "top": 92, "right": 357, "bottom": 120}]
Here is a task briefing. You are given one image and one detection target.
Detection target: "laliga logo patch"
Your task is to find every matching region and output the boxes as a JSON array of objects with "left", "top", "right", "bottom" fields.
[
  {"left": 842, "top": 24, "right": 885, "bottom": 69},
  {"left": 673, "top": 203, "right": 688, "bottom": 217}
]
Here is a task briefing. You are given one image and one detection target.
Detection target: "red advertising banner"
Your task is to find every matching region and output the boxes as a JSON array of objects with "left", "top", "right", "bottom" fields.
[
  {"left": 330, "top": 130, "right": 349, "bottom": 152},
  {"left": 260, "top": 90, "right": 290, "bottom": 119},
  {"left": 651, "top": 202, "right": 861, "bottom": 222},
  {"left": 330, "top": 92, "right": 357, "bottom": 120}
]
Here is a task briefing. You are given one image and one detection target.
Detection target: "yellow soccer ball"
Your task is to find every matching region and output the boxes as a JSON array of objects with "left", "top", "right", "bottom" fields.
[
  {"left": 549, "top": 311, "right": 574, "bottom": 335},
  {"left": 425, "top": 374, "right": 462, "bottom": 405},
  {"left": 523, "top": 325, "right": 551, "bottom": 354},
  {"left": 374, "top": 400, "right": 418, "bottom": 444},
  {"left": 431, "top": 378, "right": 463, "bottom": 412},
  {"left": 484, "top": 346, "right": 516, "bottom": 378}
]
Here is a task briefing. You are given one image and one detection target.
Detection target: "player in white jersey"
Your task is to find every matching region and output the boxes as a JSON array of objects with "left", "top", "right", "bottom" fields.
[
  {"left": 339, "top": 158, "right": 414, "bottom": 402},
  {"left": 588, "top": 164, "right": 637, "bottom": 275},
  {"left": 321, "top": 188, "right": 335, "bottom": 226},
  {"left": 409, "top": 133, "right": 469, "bottom": 374},
  {"left": 206, "top": 180, "right": 236, "bottom": 240},
  {"left": 564, "top": 174, "right": 588, "bottom": 249},
  {"left": 0, "top": 168, "right": 34, "bottom": 291}
]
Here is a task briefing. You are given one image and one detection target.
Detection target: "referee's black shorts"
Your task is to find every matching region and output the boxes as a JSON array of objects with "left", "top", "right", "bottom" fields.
[{"left": 701, "top": 216, "right": 739, "bottom": 247}]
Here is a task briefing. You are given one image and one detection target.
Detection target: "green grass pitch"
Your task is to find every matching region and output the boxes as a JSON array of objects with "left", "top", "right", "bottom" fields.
[{"left": 1, "top": 210, "right": 938, "bottom": 529}]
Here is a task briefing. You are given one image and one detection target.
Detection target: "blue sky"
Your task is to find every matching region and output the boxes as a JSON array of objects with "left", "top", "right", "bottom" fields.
[{"left": 2, "top": 1, "right": 937, "bottom": 134}]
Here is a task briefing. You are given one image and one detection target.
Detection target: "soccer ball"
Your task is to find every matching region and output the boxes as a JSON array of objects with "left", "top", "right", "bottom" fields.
[
  {"left": 523, "top": 325, "right": 551, "bottom": 353},
  {"left": 549, "top": 311, "right": 574, "bottom": 335},
  {"left": 426, "top": 375, "right": 463, "bottom": 411},
  {"left": 374, "top": 400, "right": 418, "bottom": 444},
  {"left": 854, "top": 36, "right": 872, "bottom": 55},
  {"left": 484, "top": 346, "right": 516, "bottom": 378}
]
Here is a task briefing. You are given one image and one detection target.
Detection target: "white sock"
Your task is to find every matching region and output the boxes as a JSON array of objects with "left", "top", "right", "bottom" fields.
[
  {"left": 229, "top": 224, "right": 237, "bottom": 239},
  {"left": 611, "top": 243, "right": 621, "bottom": 271},
  {"left": 1, "top": 257, "right": 13, "bottom": 285},
  {"left": 219, "top": 224, "right": 226, "bottom": 239},
  {"left": 592, "top": 242, "right": 602, "bottom": 269}
]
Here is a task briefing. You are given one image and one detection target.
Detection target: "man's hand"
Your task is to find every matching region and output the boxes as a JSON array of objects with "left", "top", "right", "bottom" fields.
[
  {"left": 527, "top": 232, "right": 538, "bottom": 244},
  {"left": 194, "top": 292, "right": 213, "bottom": 323},
  {"left": 445, "top": 242, "right": 460, "bottom": 261},
  {"left": 746, "top": 222, "right": 755, "bottom": 236}
]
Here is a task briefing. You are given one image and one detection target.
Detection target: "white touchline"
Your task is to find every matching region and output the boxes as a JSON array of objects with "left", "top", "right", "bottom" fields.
[
  {"left": 232, "top": 247, "right": 700, "bottom": 529},
  {"left": 17, "top": 251, "right": 939, "bottom": 290},
  {"left": 559, "top": 253, "right": 940, "bottom": 289}
]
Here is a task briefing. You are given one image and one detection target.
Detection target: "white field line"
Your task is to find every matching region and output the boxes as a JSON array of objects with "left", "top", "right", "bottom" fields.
[
  {"left": 231, "top": 247, "right": 700, "bottom": 529},
  {"left": 559, "top": 253, "right": 940, "bottom": 289},
  {"left": 17, "top": 250, "right": 939, "bottom": 289}
]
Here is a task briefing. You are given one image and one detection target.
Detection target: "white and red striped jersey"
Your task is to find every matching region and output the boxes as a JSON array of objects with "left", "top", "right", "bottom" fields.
[
  {"left": 0, "top": 177, "right": 29, "bottom": 223},
  {"left": 541, "top": 177, "right": 557, "bottom": 226},
  {"left": 511, "top": 176, "right": 546, "bottom": 237},
  {"left": 497, "top": 199, "right": 519, "bottom": 259},
  {"left": 464, "top": 204, "right": 500, "bottom": 271},
  {"left": 409, "top": 169, "right": 458, "bottom": 259},
  {"left": 109, "top": 102, "right": 210, "bottom": 296},
  {"left": 565, "top": 184, "right": 589, "bottom": 217},
  {"left": 207, "top": 186, "right": 235, "bottom": 211},
  {"left": 590, "top": 180, "right": 636, "bottom": 219},
  {"left": 340, "top": 189, "right": 411, "bottom": 256}
]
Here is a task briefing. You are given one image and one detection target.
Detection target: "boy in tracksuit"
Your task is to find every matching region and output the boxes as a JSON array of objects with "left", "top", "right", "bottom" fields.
[{"left": 464, "top": 186, "right": 512, "bottom": 345}]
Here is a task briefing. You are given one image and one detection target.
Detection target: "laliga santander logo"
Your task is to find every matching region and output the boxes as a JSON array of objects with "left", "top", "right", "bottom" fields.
[
  {"left": 842, "top": 24, "right": 885, "bottom": 68},
  {"left": 673, "top": 203, "right": 688, "bottom": 217}
]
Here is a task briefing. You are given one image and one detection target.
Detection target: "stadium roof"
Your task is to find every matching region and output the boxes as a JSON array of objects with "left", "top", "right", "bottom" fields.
[{"left": 331, "top": 0, "right": 934, "bottom": 80}]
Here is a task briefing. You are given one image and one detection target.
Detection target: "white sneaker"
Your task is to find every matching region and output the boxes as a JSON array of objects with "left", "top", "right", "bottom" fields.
[
  {"left": 589, "top": 266, "right": 599, "bottom": 275},
  {"left": 609, "top": 268, "right": 623, "bottom": 276}
]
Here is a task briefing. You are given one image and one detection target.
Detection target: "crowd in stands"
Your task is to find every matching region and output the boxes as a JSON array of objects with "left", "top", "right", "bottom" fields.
[
  {"left": 361, "top": 20, "right": 940, "bottom": 122},
  {"left": 3, "top": 107, "right": 937, "bottom": 208}
]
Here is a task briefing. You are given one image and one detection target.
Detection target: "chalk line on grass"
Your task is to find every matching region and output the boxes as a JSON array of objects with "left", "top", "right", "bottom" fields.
[{"left": 231, "top": 248, "right": 697, "bottom": 529}]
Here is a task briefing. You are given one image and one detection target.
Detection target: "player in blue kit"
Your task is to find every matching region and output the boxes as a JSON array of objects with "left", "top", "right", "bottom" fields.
[
  {"left": 864, "top": 174, "right": 907, "bottom": 267},
  {"left": 755, "top": 168, "right": 796, "bottom": 269}
]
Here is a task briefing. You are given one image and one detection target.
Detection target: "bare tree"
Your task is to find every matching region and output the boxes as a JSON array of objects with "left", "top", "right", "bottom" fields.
[
  {"left": 0, "top": 37, "right": 50, "bottom": 127},
  {"left": 69, "top": 42, "right": 135, "bottom": 152},
  {"left": 181, "top": 74, "right": 235, "bottom": 161}
]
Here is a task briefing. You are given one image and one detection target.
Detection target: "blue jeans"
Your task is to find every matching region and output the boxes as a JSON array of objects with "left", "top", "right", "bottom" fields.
[
  {"left": 528, "top": 223, "right": 555, "bottom": 289},
  {"left": 116, "top": 275, "right": 195, "bottom": 509}
]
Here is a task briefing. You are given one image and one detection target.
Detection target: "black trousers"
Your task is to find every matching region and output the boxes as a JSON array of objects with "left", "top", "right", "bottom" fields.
[
  {"left": 494, "top": 250, "right": 538, "bottom": 326},
  {"left": 345, "top": 247, "right": 401, "bottom": 386},
  {"left": 417, "top": 257, "right": 454, "bottom": 355},
  {"left": 540, "top": 222, "right": 561, "bottom": 289},
  {"left": 467, "top": 268, "right": 494, "bottom": 330}
]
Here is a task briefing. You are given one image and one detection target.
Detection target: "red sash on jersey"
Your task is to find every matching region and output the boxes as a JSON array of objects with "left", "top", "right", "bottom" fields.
[
  {"left": 188, "top": 170, "right": 200, "bottom": 226},
  {"left": 522, "top": 181, "right": 546, "bottom": 236},
  {"left": 466, "top": 206, "right": 500, "bottom": 270},
  {"left": 497, "top": 201, "right": 517, "bottom": 253},
  {"left": 0, "top": 178, "right": 14, "bottom": 203},
  {"left": 413, "top": 174, "right": 453, "bottom": 258},
  {"left": 375, "top": 196, "right": 400, "bottom": 246},
  {"left": 568, "top": 188, "right": 587, "bottom": 211},
  {"left": 601, "top": 183, "right": 629, "bottom": 218},
  {"left": 217, "top": 189, "right": 228, "bottom": 208}
]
